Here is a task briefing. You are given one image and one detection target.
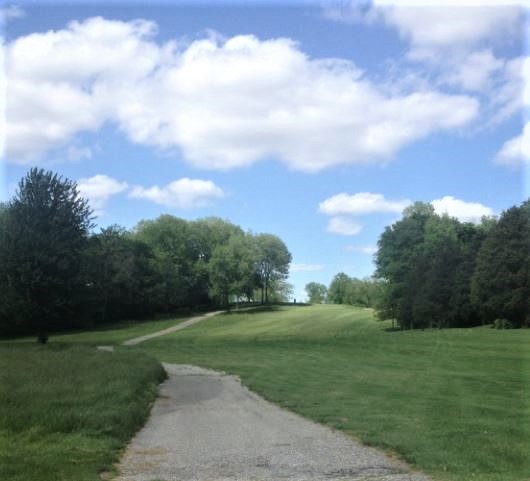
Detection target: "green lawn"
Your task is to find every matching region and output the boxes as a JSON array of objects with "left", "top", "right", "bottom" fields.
[
  {"left": 47, "top": 314, "right": 193, "bottom": 345},
  {"left": 0, "top": 344, "right": 166, "bottom": 481},
  {"left": 123, "top": 304, "right": 530, "bottom": 481},
  {"left": 3, "top": 305, "right": 529, "bottom": 481}
]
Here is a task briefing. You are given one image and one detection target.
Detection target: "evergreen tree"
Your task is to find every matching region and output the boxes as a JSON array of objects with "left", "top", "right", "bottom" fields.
[{"left": 0, "top": 169, "right": 93, "bottom": 342}]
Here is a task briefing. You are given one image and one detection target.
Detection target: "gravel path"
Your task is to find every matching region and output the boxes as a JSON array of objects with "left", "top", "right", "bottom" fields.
[
  {"left": 122, "top": 311, "right": 224, "bottom": 346},
  {"left": 115, "top": 364, "right": 428, "bottom": 481}
]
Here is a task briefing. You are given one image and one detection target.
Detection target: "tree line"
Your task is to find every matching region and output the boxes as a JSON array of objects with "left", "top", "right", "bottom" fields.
[
  {"left": 307, "top": 199, "right": 529, "bottom": 330},
  {"left": 0, "top": 168, "right": 292, "bottom": 341},
  {"left": 375, "top": 201, "right": 529, "bottom": 329},
  {"left": 305, "top": 275, "right": 384, "bottom": 307}
]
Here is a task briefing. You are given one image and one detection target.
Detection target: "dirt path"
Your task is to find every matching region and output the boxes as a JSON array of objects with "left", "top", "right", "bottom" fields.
[
  {"left": 122, "top": 311, "right": 224, "bottom": 346},
  {"left": 115, "top": 364, "right": 428, "bottom": 481}
]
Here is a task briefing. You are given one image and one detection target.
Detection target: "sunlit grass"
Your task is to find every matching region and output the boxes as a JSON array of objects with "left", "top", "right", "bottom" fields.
[{"left": 127, "top": 304, "right": 530, "bottom": 481}]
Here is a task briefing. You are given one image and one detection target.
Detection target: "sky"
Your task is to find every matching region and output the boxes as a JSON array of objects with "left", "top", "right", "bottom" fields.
[{"left": 1, "top": 1, "right": 529, "bottom": 301}]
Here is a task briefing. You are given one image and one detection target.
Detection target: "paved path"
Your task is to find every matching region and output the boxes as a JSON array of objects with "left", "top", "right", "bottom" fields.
[
  {"left": 122, "top": 311, "right": 224, "bottom": 346},
  {"left": 115, "top": 364, "right": 428, "bottom": 481}
]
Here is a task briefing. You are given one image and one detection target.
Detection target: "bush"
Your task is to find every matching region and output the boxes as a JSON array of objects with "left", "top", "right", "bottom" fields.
[{"left": 493, "top": 318, "right": 513, "bottom": 329}]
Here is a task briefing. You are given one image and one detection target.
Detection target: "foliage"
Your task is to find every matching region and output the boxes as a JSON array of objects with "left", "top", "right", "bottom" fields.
[
  {"left": 471, "top": 200, "right": 530, "bottom": 328},
  {"left": 0, "top": 170, "right": 292, "bottom": 338},
  {"left": 255, "top": 234, "right": 292, "bottom": 304},
  {"left": 0, "top": 169, "right": 93, "bottom": 342},
  {"left": 372, "top": 199, "right": 524, "bottom": 329},
  {"left": 304, "top": 282, "right": 327, "bottom": 304},
  {"left": 327, "top": 272, "right": 384, "bottom": 308}
]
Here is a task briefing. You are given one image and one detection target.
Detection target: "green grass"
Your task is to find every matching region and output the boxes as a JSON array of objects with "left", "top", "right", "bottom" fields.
[
  {"left": 0, "top": 344, "right": 166, "bottom": 481},
  {"left": 121, "top": 304, "right": 530, "bottom": 481},
  {"left": 25, "top": 314, "right": 192, "bottom": 345}
]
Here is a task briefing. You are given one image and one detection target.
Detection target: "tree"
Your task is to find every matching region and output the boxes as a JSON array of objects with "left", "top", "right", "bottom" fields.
[
  {"left": 81, "top": 225, "right": 159, "bottom": 323},
  {"left": 208, "top": 233, "right": 257, "bottom": 307},
  {"left": 134, "top": 215, "right": 198, "bottom": 310},
  {"left": 255, "top": 234, "right": 292, "bottom": 304},
  {"left": 0, "top": 168, "right": 93, "bottom": 342},
  {"left": 328, "top": 272, "right": 350, "bottom": 304},
  {"left": 375, "top": 202, "right": 434, "bottom": 329},
  {"left": 472, "top": 201, "right": 530, "bottom": 327},
  {"left": 305, "top": 282, "right": 328, "bottom": 304},
  {"left": 267, "top": 279, "right": 295, "bottom": 303}
]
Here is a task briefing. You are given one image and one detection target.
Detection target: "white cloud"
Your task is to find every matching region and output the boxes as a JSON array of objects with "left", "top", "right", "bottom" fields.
[
  {"left": 129, "top": 178, "right": 224, "bottom": 209},
  {"left": 290, "top": 263, "right": 325, "bottom": 272},
  {"left": 327, "top": 217, "right": 363, "bottom": 236},
  {"left": 319, "top": 192, "right": 411, "bottom": 216},
  {"left": 374, "top": 4, "right": 522, "bottom": 54},
  {"left": 67, "top": 145, "right": 92, "bottom": 162},
  {"left": 495, "top": 122, "right": 530, "bottom": 167},
  {"left": 0, "top": 5, "right": 25, "bottom": 24},
  {"left": 3, "top": 17, "right": 479, "bottom": 171},
  {"left": 444, "top": 49, "right": 504, "bottom": 92},
  {"left": 431, "top": 196, "right": 494, "bottom": 223},
  {"left": 345, "top": 244, "right": 378, "bottom": 255},
  {"left": 77, "top": 174, "right": 128, "bottom": 216}
]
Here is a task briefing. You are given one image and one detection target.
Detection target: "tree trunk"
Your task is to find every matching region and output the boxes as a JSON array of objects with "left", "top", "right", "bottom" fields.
[{"left": 37, "top": 330, "right": 48, "bottom": 344}]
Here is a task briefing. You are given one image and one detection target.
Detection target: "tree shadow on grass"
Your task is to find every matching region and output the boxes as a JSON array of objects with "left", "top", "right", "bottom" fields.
[{"left": 226, "top": 303, "right": 310, "bottom": 315}]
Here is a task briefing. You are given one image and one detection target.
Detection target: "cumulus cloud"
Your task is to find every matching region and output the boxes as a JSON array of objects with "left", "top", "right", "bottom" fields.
[
  {"left": 327, "top": 217, "right": 363, "bottom": 236},
  {"left": 3, "top": 16, "right": 479, "bottom": 171},
  {"left": 129, "top": 178, "right": 224, "bottom": 209},
  {"left": 431, "top": 196, "right": 494, "bottom": 223},
  {"left": 77, "top": 174, "right": 128, "bottom": 216},
  {"left": 290, "top": 263, "right": 325, "bottom": 272},
  {"left": 377, "top": 5, "right": 521, "bottom": 56},
  {"left": 319, "top": 192, "right": 411, "bottom": 216},
  {"left": 495, "top": 122, "right": 530, "bottom": 167},
  {"left": 345, "top": 244, "right": 378, "bottom": 255},
  {"left": 324, "top": 2, "right": 526, "bottom": 168}
]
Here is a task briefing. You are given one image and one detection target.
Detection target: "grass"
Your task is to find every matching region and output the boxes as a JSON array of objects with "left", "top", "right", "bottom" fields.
[
  {"left": 120, "top": 304, "right": 530, "bottom": 481},
  {"left": 0, "top": 343, "right": 166, "bottom": 481},
  {"left": 43, "top": 314, "right": 193, "bottom": 345}
]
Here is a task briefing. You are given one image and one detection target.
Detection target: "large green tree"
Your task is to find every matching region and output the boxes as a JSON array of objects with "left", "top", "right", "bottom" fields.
[
  {"left": 472, "top": 201, "right": 530, "bottom": 327},
  {"left": 208, "top": 233, "right": 257, "bottom": 307},
  {"left": 0, "top": 168, "right": 93, "bottom": 342},
  {"left": 328, "top": 272, "right": 351, "bottom": 304},
  {"left": 255, "top": 234, "right": 292, "bottom": 304},
  {"left": 82, "top": 225, "right": 159, "bottom": 323},
  {"left": 134, "top": 215, "right": 198, "bottom": 310},
  {"left": 375, "top": 202, "right": 434, "bottom": 329}
]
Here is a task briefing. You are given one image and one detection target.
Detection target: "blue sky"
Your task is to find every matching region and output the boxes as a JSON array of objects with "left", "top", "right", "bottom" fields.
[{"left": 1, "top": 1, "right": 528, "bottom": 300}]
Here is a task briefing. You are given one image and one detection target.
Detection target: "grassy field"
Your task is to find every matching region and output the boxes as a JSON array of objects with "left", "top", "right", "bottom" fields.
[
  {"left": 122, "top": 304, "right": 530, "bottom": 481},
  {"left": 0, "top": 344, "right": 166, "bottom": 481}
]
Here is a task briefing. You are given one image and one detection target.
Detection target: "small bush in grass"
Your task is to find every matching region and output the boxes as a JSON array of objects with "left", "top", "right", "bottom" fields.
[{"left": 493, "top": 318, "right": 513, "bottom": 329}]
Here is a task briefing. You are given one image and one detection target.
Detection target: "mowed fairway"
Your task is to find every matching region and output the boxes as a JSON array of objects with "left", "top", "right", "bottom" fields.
[{"left": 128, "top": 304, "right": 530, "bottom": 481}]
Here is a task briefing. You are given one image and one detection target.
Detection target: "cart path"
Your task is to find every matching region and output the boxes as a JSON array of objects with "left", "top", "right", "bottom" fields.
[
  {"left": 115, "top": 364, "right": 429, "bottom": 481},
  {"left": 122, "top": 311, "right": 224, "bottom": 346}
]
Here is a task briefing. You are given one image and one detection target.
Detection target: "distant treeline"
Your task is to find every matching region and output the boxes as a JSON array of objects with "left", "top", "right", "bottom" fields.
[
  {"left": 305, "top": 276, "right": 384, "bottom": 308},
  {"left": 0, "top": 169, "right": 292, "bottom": 340},
  {"left": 374, "top": 201, "right": 530, "bottom": 329}
]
